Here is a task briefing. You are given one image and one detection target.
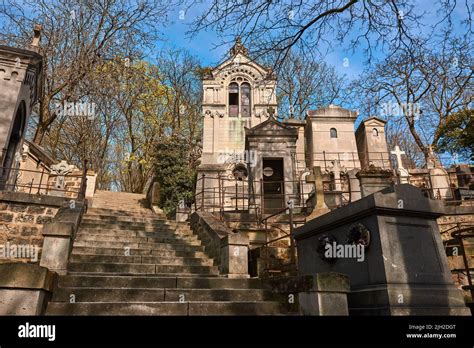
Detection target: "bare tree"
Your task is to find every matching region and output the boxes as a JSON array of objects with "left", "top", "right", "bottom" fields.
[
  {"left": 186, "top": 0, "right": 468, "bottom": 70},
  {"left": 0, "top": 0, "right": 180, "bottom": 144},
  {"left": 353, "top": 34, "right": 472, "bottom": 163},
  {"left": 272, "top": 50, "right": 346, "bottom": 119}
]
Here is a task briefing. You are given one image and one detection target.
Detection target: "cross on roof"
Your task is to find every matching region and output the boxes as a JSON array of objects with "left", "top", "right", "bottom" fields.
[
  {"left": 391, "top": 145, "right": 406, "bottom": 170},
  {"left": 267, "top": 106, "right": 276, "bottom": 118}
]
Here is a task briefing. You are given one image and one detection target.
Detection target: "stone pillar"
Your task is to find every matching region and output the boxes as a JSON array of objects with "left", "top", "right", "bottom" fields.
[
  {"left": 347, "top": 168, "right": 362, "bottom": 202},
  {"left": 219, "top": 233, "right": 249, "bottom": 278},
  {"left": 429, "top": 167, "right": 452, "bottom": 199},
  {"left": 40, "top": 202, "right": 85, "bottom": 275},
  {"left": 40, "top": 222, "right": 75, "bottom": 274},
  {"left": 298, "top": 273, "right": 350, "bottom": 315},
  {"left": 356, "top": 166, "right": 393, "bottom": 197},
  {"left": 0, "top": 263, "right": 55, "bottom": 315}
]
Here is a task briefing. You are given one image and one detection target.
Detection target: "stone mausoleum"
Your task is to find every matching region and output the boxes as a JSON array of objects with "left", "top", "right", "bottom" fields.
[{"left": 195, "top": 39, "right": 393, "bottom": 213}]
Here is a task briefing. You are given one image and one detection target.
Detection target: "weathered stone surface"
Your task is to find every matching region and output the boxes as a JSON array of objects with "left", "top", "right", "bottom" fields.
[
  {"left": 36, "top": 215, "right": 53, "bottom": 224},
  {"left": 220, "top": 233, "right": 249, "bottom": 278},
  {"left": 9, "top": 203, "right": 28, "bottom": 212},
  {"left": 294, "top": 184, "right": 471, "bottom": 315},
  {"left": 27, "top": 205, "right": 46, "bottom": 214},
  {"left": 0, "top": 263, "right": 55, "bottom": 290},
  {"left": 15, "top": 214, "right": 35, "bottom": 223},
  {"left": 0, "top": 192, "right": 63, "bottom": 266},
  {"left": 0, "top": 289, "right": 47, "bottom": 315},
  {"left": 0, "top": 213, "right": 13, "bottom": 222},
  {"left": 40, "top": 203, "right": 86, "bottom": 273},
  {"left": 41, "top": 202, "right": 296, "bottom": 315}
]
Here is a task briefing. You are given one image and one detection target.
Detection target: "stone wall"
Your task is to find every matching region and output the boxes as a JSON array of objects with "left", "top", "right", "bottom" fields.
[
  {"left": 0, "top": 192, "right": 67, "bottom": 264},
  {"left": 47, "top": 169, "right": 97, "bottom": 198},
  {"left": 437, "top": 206, "right": 474, "bottom": 300}
]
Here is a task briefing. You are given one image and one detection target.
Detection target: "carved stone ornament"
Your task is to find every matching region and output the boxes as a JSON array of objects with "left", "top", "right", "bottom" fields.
[
  {"left": 346, "top": 223, "right": 371, "bottom": 249},
  {"left": 316, "top": 233, "right": 338, "bottom": 263}
]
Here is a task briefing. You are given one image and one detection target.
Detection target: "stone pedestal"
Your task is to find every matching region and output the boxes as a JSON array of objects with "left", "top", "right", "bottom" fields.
[
  {"left": 356, "top": 167, "right": 393, "bottom": 197},
  {"left": 220, "top": 234, "right": 249, "bottom": 278},
  {"left": 294, "top": 185, "right": 470, "bottom": 315},
  {"left": 324, "top": 190, "right": 342, "bottom": 209},
  {"left": 266, "top": 273, "right": 350, "bottom": 315},
  {"left": 298, "top": 273, "right": 350, "bottom": 315},
  {"left": 398, "top": 168, "right": 410, "bottom": 184},
  {"left": 40, "top": 202, "right": 85, "bottom": 275},
  {"left": 0, "top": 263, "right": 55, "bottom": 315},
  {"left": 176, "top": 206, "right": 190, "bottom": 222},
  {"left": 347, "top": 168, "right": 362, "bottom": 202},
  {"left": 429, "top": 167, "right": 452, "bottom": 199},
  {"left": 40, "top": 222, "right": 74, "bottom": 274}
]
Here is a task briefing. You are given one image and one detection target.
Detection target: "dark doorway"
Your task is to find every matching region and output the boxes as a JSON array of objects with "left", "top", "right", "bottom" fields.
[
  {"left": 262, "top": 158, "right": 284, "bottom": 214},
  {"left": 0, "top": 102, "right": 26, "bottom": 190}
]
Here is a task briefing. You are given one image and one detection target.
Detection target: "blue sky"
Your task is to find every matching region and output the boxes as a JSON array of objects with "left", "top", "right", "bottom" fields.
[{"left": 154, "top": 0, "right": 471, "bottom": 82}]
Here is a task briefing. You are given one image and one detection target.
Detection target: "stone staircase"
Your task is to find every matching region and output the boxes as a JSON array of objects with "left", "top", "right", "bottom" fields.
[{"left": 46, "top": 191, "right": 296, "bottom": 315}]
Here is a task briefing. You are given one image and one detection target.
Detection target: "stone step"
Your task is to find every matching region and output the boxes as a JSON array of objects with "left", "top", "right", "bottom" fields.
[
  {"left": 83, "top": 215, "right": 173, "bottom": 224},
  {"left": 67, "top": 262, "right": 219, "bottom": 275},
  {"left": 77, "top": 228, "right": 195, "bottom": 238},
  {"left": 67, "top": 272, "right": 220, "bottom": 278},
  {"left": 72, "top": 240, "right": 205, "bottom": 252},
  {"left": 74, "top": 234, "right": 201, "bottom": 246},
  {"left": 51, "top": 288, "right": 279, "bottom": 302},
  {"left": 58, "top": 275, "right": 265, "bottom": 289},
  {"left": 81, "top": 218, "right": 187, "bottom": 227},
  {"left": 80, "top": 222, "right": 191, "bottom": 232},
  {"left": 87, "top": 208, "right": 162, "bottom": 217},
  {"left": 69, "top": 254, "right": 214, "bottom": 266},
  {"left": 71, "top": 246, "right": 208, "bottom": 258},
  {"left": 45, "top": 301, "right": 296, "bottom": 315}
]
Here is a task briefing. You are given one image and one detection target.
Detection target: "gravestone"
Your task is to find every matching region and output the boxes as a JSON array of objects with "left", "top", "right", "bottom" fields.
[
  {"left": 426, "top": 147, "right": 452, "bottom": 200},
  {"left": 176, "top": 199, "right": 190, "bottom": 222},
  {"left": 49, "top": 160, "right": 74, "bottom": 197},
  {"left": 356, "top": 165, "right": 393, "bottom": 197},
  {"left": 347, "top": 168, "right": 361, "bottom": 202},
  {"left": 324, "top": 160, "right": 344, "bottom": 209},
  {"left": 391, "top": 145, "right": 410, "bottom": 184},
  {"left": 294, "top": 184, "right": 470, "bottom": 315}
]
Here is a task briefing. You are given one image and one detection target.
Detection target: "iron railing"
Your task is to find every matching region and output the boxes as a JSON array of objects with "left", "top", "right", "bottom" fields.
[{"left": 0, "top": 160, "right": 89, "bottom": 199}]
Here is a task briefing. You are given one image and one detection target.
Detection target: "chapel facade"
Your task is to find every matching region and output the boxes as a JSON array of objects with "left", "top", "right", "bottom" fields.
[{"left": 196, "top": 39, "right": 392, "bottom": 212}]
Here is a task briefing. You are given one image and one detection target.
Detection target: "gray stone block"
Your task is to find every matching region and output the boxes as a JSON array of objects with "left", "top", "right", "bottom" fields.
[
  {"left": 0, "top": 263, "right": 55, "bottom": 315},
  {"left": 294, "top": 184, "right": 471, "bottom": 315}
]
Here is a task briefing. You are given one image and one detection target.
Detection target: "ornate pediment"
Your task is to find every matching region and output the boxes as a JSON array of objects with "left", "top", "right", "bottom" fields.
[
  {"left": 363, "top": 116, "right": 387, "bottom": 127},
  {"left": 245, "top": 117, "right": 298, "bottom": 138}
]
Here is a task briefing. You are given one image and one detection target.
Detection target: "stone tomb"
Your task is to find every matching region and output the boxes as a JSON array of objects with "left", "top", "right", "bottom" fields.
[{"left": 294, "top": 184, "right": 470, "bottom": 315}]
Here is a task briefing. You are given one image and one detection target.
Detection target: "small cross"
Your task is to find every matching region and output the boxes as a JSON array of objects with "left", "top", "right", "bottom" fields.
[
  {"left": 267, "top": 106, "right": 275, "bottom": 118},
  {"left": 328, "top": 160, "right": 344, "bottom": 191},
  {"left": 391, "top": 145, "right": 406, "bottom": 169}
]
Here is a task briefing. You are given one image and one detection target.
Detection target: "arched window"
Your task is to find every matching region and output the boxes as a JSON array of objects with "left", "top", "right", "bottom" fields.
[
  {"left": 229, "top": 82, "right": 239, "bottom": 117},
  {"left": 330, "top": 128, "right": 338, "bottom": 138},
  {"left": 372, "top": 128, "right": 378, "bottom": 136},
  {"left": 240, "top": 82, "right": 251, "bottom": 117}
]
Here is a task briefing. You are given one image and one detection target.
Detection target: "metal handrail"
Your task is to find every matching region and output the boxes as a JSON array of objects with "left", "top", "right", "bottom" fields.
[
  {"left": 0, "top": 161, "right": 88, "bottom": 199},
  {"left": 450, "top": 224, "right": 474, "bottom": 301}
]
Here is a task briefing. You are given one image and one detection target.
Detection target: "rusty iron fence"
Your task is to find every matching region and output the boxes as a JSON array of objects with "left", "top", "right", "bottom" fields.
[{"left": 0, "top": 160, "right": 89, "bottom": 199}]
